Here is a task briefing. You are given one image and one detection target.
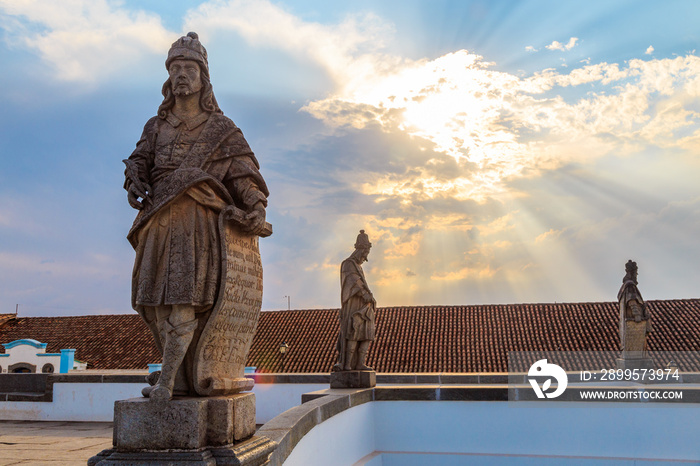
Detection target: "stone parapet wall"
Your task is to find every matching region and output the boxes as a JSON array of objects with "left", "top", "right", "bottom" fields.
[
  {"left": 0, "top": 373, "right": 146, "bottom": 401},
  {"left": 3, "top": 371, "right": 700, "bottom": 428},
  {"left": 3, "top": 371, "right": 700, "bottom": 402}
]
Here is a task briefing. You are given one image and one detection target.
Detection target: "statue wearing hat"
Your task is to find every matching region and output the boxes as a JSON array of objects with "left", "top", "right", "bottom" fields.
[
  {"left": 615, "top": 260, "right": 655, "bottom": 372},
  {"left": 124, "top": 33, "right": 270, "bottom": 401},
  {"left": 618, "top": 260, "right": 652, "bottom": 355},
  {"left": 333, "top": 230, "right": 376, "bottom": 372}
]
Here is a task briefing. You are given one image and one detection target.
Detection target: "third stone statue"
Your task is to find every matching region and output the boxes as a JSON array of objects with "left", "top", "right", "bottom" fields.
[
  {"left": 616, "top": 260, "right": 653, "bottom": 370},
  {"left": 124, "top": 32, "right": 271, "bottom": 401},
  {"left": 617, "top": 260, "right": 652, "bottom": 354}
]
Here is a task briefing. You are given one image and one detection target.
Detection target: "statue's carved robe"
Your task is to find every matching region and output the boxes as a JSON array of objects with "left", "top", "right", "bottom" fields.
[
  {"left": 617, "top": 279, "right": 652, "bottom": 352},
  {"left": 336, "top": 258, "right": 375, "bottom": 369},
  {"left": 126, "top": 112, "right": 267, "bottom": 309},
  {"left": 125, "top": 111, "right": 268, "bottom": 391}
]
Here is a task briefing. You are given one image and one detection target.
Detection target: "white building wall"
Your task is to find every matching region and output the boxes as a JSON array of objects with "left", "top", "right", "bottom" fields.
[
  {"left": 7, "top": 344, "right": 41, "bottom": 362},
  {"left": 0, "top": 340, "right": 62, "bottom": 373},
  {"left": 0, "top": 383, "right": 143, "bottom": 421},
  {"left": 0, "top": 380, "right": 324, "bottom": 423}
]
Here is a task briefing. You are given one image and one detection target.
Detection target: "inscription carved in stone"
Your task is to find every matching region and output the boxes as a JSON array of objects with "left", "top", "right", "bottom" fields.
[{"left": 194, "top": 209, "right": 267, "bottom": 395}]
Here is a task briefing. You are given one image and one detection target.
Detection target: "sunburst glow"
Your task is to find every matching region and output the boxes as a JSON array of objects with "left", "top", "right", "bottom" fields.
[
  {"left": 305, "top": 51, "right": 700, "bottom": 207},
  {"left": 0, "top": 0, "right": 698, "bottom": 315}
]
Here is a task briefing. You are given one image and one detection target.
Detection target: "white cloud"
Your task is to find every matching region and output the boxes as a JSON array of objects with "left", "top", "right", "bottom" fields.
[
  {"left": 2, "top": 1, "right": 698, "bottom": 309},
  {"left": 546, "top": 37, "right": 579, "bottom": 51},
  {"left": 431, "top": 265, "right": 497, "bottom": 281},
  {"left": 646, "top": 45, "right": 654, "bottom": 55},
  {"left": 535, "top": 229, "right": 563, "bottom": 243},
  {"left": 184, "top": 0, "right": 397, "bottom": 95},
  {"left": 0, "top": 0, "right": 173, "bottom": 82},
  {"left": 525, "top": 45, "right": 538, "bottom": 52},
  {"left": 0, "top": 248, "right": 133, "bottom": 316},
  {"left": 303, "top": 46, "right": 700, "bottom": 202},
  {"left": 0, "top": 251, "right": 119, "bottom": 278}
]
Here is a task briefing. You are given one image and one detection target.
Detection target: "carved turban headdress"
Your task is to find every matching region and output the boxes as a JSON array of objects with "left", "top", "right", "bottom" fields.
[
  {"left": 354, "top": 230, "right": 372, "bottom": 249},
  {"left": 623, "top": 259, "right": 638, "bottom": 284},
  {"left": 166, "top": 32, "right": 209, "bottom": 74}
]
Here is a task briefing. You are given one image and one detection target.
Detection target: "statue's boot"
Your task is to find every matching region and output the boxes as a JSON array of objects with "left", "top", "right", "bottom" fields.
[
  {"left": 172, "top": 362, "right": 189, "bottom": 396},
  {"left": 149, "top": 318, "right": 197, "bottom": 402},
  {"left": 142, "top": 321, "right": 171, "bottom": 397},
  {"left": 143, "top": 368, "right": 188, "bottom": 397},
  {"left": 356, "top": 341, "right": 374, "bottom": 371},
  {"left": 142, "top": 372, "right": 159, "bottom": 397},
  {"left": 167, "top": 314, "right": 193, "bottom": 396},
  {"left": 332, "top": 334, "right": 344, "bottom": 372},
  {"left": 344, "top": 340, "right": 357, "bottom": 371}
]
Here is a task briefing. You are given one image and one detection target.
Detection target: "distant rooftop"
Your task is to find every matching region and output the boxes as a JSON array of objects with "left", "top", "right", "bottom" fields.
[
  {"left": 251, "top": 299, "right": 700, "bottom": 372},
  {"left": 0, "top": 314, "right": 15, "bottom": 328},
  {"left": 0, "top": 299, "right": 698, "bottom": 372},
  {"left": 0, "top": 314, "right": 159, "bottom": 370}
]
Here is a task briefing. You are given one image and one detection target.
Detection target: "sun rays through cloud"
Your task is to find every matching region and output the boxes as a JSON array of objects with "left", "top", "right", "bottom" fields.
[
  {"left": 0, "top": 0, "right": 698, "bottom": 314},
  {"left": 305, "top": 51, "right": 700, "bottom": 202},
  {"left": 298, "top": 33, "right": 700, "bottom": 305}
]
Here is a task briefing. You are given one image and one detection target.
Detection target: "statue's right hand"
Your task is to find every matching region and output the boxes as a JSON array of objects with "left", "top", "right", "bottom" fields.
[{"left": 127, "top": 185, "right": 144, "bottom": 210}]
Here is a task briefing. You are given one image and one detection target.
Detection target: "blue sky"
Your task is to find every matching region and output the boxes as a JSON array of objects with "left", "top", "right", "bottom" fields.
[{"left": 0, "top": 0, "right": 698, "bottom": 316}]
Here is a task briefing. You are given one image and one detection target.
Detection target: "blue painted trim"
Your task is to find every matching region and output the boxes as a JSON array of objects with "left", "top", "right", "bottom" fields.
[
  {"left": 37, "top": 353, "right": 61, "bottom": 357},
  {"left": 2, "top": 339, "right": 48, "bottom": 350},
  {"left": 59, "top": 349, "right": 76, "bottom": 373},
  {"left": 148, "top": 363, "right": 162, "bottom": 373},
  {"left": 0, "top": 354, "right": 8, "bottom": 357}
]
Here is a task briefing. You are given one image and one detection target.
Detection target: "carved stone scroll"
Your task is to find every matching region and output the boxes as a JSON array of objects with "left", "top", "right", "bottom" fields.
[{"left": 193, "top": 206, "right": 271, "bottom": 396}]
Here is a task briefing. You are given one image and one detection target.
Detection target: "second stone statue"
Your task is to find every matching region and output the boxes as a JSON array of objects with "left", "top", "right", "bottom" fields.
[{"left": 331, "top": 230, "right": 377, "bottom": 388}]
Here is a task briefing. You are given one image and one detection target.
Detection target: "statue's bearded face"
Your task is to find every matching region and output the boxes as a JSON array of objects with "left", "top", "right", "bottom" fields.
[
  {"left": 360, "top": 247, "right": 371, "bottom": 262},
  {"left": 168, "top": 59, "right": 203, "bottom": 97}
]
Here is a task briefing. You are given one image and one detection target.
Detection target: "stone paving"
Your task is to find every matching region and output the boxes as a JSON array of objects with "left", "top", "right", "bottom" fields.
[{"left": 0, "top": 421, "right": 112, "bottom": 465}]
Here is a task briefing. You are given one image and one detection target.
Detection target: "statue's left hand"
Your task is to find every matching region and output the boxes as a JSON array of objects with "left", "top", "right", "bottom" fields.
[{"left": 243, "top": 204, "right": 267, "bottom": 236}]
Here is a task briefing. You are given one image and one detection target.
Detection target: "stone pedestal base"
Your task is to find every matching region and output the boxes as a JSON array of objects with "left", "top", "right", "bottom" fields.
[
  {"left": 88, "top": 394, "right": 275, "bottom": 466},
  {"left": 330, "top": 370, "right": 376, "bottom": 388},
  {"left": 90, "top": 436, "right": 274, "bottom": 466}
]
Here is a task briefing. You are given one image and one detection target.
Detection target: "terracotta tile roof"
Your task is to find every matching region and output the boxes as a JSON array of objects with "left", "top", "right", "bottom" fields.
[
  {"left": 0, "top": 314, "right": 15, "bottom": 329},
  {"left": 248, "top": 299, "right": 700, "bottom": 373},
  {"left": 1, "top": 299, "right": 698, "bottom": 372},
  {"left": 0, "top": 314, "right": 159, "bottom": 370}
]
